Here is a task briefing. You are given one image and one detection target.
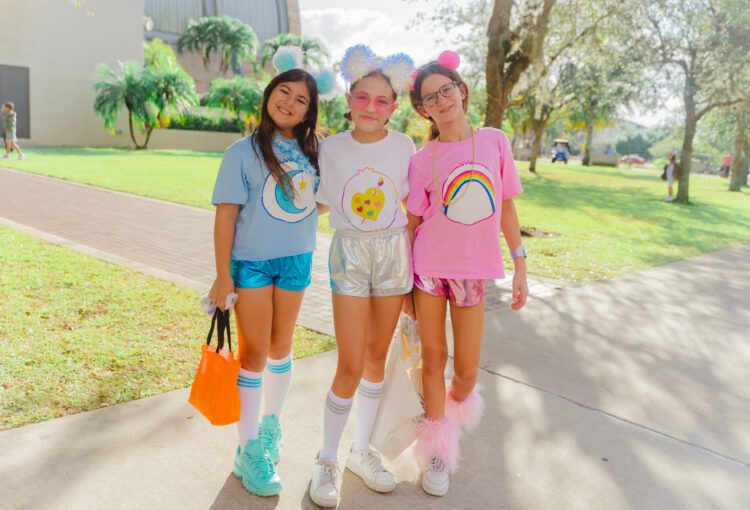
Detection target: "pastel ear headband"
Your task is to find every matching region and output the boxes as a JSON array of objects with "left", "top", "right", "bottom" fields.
[
  {"left": 409, "top": 50, "right": 462, "bottom": 91},
  {"left": 340, "top": 44, "right": 416, "bottom": 94},
  {"left": 272, "top": 45, "right": 336, "bottom": 97}
]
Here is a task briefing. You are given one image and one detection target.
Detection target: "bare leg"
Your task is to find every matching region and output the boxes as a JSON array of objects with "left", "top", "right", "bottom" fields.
[
  {"left": 448, "top": 301, "right": 484, "bottom": 401},
  {"left": 414, "top": 288, "right": 448, "bottom": 420},
  {"left": 234, "top": 286, "right": 274, "bottom": 371},
  {"left": 269, "top": 287, "right": 305, "bottom": 359},
  {"left": 362, "top": 294, "right": 405, "bottom": 382},
  {"left": 330, "top": 293, "right": 369, "bottom": 398}
]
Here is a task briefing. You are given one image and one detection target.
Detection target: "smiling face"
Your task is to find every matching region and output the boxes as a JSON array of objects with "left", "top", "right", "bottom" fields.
[
  {"left": 267, "top": 81, "right": 311, "bottom": 136},
  {"left": 418, "top": 73, "right": 467, "bottom": 127},
  {"left": 346, "top": 75, "right": 398, "bottom": 133}
]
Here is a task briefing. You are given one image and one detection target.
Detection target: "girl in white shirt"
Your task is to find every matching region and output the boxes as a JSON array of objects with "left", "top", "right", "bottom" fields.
[{"left": 309, "top": 45, "right": 416, "bottom": 508}]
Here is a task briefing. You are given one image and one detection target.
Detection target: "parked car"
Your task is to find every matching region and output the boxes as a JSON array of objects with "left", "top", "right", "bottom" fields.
[{"left": 619, "top": 154, "right": 646, "bottom": 165}]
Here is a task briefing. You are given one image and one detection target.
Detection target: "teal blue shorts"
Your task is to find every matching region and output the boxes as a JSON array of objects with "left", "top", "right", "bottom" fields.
[{"left": 231, "top": 252, "right": 313, "bottom": 291}]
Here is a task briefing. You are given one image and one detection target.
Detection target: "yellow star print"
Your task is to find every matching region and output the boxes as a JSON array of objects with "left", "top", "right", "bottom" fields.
[{"left": 299, "top": 181, "right": 307, "bottom": 190}]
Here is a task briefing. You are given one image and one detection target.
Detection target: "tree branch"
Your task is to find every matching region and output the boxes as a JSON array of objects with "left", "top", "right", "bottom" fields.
[{"left": 696, "top": 98, "right": 742, "bottom": 121}]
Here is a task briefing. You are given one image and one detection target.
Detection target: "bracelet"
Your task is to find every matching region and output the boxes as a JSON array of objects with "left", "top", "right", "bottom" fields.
[{"left": 510, "top": 243, "right": 527, "bottom": 260}]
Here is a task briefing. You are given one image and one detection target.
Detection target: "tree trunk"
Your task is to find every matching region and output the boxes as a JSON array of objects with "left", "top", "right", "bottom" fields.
[
  {"left": 141, "top": 126, "right": 155, "bottom": 150},
  {"left": 729, "top": 115, "right": 747, "bottom": 191},
  {"left": 582, "top": 120, "right": 594, "bottom": 166},
  {"left": 528, "top": 117, "right": 546, "bottom": 173},
  {"left": 126, "top": 109, "right": 142, "bottom": 149},
  {"left": 742, "top": 157, "right": 749, "bottom": 187},
  {"left": 484, "top": 0, "right": 556, "bottom": 128},
  {"left": 676, "top": 84, "right": 697, "bottom": 204},
  {"left": 484, "top": 0, "right": 512, "bottom": 127}
]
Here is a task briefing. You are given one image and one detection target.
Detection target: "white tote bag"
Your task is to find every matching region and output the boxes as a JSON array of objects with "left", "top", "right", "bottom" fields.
[{"left": 370, "top": 313, "right": 424, "bottom": 460}]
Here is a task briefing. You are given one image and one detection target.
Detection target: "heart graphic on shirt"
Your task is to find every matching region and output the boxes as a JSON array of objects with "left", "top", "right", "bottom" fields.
[{"left": 351, "top": 187, "right": 385, "bottom": 223}]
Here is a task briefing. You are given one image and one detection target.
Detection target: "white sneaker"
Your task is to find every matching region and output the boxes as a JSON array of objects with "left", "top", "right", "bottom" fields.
[
  {"left": 310, "top": 452, "right": 341, "bottom": 508},
  {"left": 346, "top": 445, "right": 396, "bottom": 493},
  {"left": 1, "top": 153, "right": 8, "bottom": 159},
  {"left": 421, "top": 455, "right": 449, "bottom": 496},
  {"left": 18, "top": 153, "right": 25, "bottom": 160}
]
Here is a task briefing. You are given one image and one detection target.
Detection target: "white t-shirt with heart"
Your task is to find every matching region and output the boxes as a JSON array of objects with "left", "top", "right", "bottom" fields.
[{"left": 318, "top": 130, "right": 415, "bottom": 231}]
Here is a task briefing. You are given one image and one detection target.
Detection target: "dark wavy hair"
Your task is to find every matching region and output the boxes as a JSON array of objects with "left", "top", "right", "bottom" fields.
[
  {"left": 409, "top": 62, "right": 469, "bottom": 140},
  {"left": 252, "top": 69, "right": 319, "bottom": 197}
]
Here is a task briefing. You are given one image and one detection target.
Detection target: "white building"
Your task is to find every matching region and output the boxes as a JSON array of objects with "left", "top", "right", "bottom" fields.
[{"left": 0, "top": 0, "right": 299, "bottom": 148}]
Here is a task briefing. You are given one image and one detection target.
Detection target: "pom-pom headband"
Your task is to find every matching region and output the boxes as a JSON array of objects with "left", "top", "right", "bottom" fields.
[
  {"left": 272, "top": 45, "right": 336, "bottom": 97},
  {"left": 409, "top": 50, "right": 461, "bottom": 91},
  {"left": 340, "top": 44, "right": 416, "bottom": 94}
]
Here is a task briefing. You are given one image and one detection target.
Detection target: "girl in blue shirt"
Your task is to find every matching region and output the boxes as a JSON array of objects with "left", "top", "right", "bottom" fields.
[{"left": 209, "top": 66, "right": 321, "bottom": 497}]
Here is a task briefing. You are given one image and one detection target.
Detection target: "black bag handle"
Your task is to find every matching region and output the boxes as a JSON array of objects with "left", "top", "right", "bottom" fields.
[{"left": 206, "top": 308, "right": 233, "bottom": 353}]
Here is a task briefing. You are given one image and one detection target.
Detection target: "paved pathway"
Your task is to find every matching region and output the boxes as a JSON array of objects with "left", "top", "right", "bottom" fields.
[
  {"left": 0, "top": 168, "right": 569, "bottom": 336},
  {"left": 1, "top": 243, "right": 748, "bottom": 509}
]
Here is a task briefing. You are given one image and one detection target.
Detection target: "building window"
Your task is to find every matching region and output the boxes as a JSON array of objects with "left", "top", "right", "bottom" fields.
[{"left": 0, "top": 65, "right": 30, "bottom": 139}]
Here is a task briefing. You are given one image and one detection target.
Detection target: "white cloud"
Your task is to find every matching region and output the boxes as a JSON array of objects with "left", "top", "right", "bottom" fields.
[{"left": 300, "top": 8, "right": 439, "bottom": 67}]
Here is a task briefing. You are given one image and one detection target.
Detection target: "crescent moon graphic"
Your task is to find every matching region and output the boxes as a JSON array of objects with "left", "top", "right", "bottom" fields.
[
  {"left": 261, "top": 162, "right": 316, "bottom": 223},
  {"left": 275, "top": 170, "right": 306, "bottom": 214}
]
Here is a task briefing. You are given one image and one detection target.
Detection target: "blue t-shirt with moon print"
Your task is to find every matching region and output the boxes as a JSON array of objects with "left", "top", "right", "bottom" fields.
[{"left": 212, "top": 134, "right": 319, "bottom": 261}]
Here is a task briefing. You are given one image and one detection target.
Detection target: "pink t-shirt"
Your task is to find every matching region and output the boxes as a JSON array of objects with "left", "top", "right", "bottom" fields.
[{"left": 407, "top": 128, "right": 523, "bottom": 279}]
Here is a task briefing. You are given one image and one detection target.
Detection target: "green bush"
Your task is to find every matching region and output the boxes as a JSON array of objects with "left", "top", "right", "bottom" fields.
[{"left": 166, "top": 112, "right": 243, "bottom": 133}]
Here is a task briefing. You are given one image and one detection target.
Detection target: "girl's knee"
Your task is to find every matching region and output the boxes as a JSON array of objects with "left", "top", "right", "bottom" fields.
[
  {"left": 422, "top": 345, "right": 448, "bottom": 371},
  {"left": 239, "top": 344, "right": 268, "bottom": 369},
  {"left": 335, "top": 360, "right": 364, "bottom": 390},
  {"left": 453, "top": 366, "right": 478, "bottom": 385}
]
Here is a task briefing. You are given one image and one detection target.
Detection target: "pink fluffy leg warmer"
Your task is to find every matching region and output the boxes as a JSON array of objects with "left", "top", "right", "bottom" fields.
[
  {"left": 445, "top": 384, "right": 484, "bottom": 433},
  {"left": 414, "top": 416, "right": 461, "bottom": 473}
]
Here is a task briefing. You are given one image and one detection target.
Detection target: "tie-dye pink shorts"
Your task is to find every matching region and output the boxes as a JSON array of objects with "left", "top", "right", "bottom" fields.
[{"left": 413, "top": 274, "right": 486, "bottom": 307}]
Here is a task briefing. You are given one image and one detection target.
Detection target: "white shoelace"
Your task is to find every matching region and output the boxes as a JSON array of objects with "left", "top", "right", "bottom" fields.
[
  {"left": 362, "top": 449, "right": 387, "bottom": 474},
  {"left": 319, "top": 458, "right": 340, "bottom": 486}
]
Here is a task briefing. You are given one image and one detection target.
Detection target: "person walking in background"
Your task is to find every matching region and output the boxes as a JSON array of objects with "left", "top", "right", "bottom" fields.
[
  {"left": 663, "top": 153, "right": 681, "bottom": 202},
  {"left": 719, "top": 153, "right": 732, "bottom": 178},
  {"left": 1, "top": 102, "right": 26, "bottom": 160}
]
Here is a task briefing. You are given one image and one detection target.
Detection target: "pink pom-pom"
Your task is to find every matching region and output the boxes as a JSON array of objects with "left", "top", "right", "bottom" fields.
[{"left": 437, "top": 50, "right": 460, "bottom": 70}]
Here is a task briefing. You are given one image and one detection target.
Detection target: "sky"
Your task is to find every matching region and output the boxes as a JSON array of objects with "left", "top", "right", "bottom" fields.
[
  {"left": 298, "top": 0, "right": 452, "bottom": 68},
  {"left": 298, "top": 1, "right": 668, "bottom": 127}
]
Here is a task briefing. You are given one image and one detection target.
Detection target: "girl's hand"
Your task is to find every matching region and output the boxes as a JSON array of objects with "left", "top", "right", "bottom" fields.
[
  {"left": 209, "top": 275, "right": 235, "bottom": 311},
  {"left": 402, "top": 292, "right": 416, "bottom": 320},
  {"left": 511, "top": 264, "right": 528, "bottom": 312}
]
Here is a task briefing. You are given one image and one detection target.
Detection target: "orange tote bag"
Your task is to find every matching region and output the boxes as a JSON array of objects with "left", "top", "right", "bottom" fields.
[{"left": 188, "top": 308, "right": 241, "bottom": 425}]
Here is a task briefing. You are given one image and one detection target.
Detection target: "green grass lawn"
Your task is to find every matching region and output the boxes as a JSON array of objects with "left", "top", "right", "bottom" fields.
[
  {"left": 4, "top": 146, "right": 750, "bottom": 283},
  {"left": 0, "top": 227, "right": 335, "bottom": 429}
]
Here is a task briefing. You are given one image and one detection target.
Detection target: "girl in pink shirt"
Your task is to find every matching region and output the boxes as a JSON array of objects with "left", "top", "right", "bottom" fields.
[{"left": 404, "top": 53, "right": 529, "bottom": 497}]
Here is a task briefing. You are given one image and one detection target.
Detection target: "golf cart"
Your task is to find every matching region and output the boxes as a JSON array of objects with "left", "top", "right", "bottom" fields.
[{"left": 551, "top": 139, "right": 571, "bottom": 164}]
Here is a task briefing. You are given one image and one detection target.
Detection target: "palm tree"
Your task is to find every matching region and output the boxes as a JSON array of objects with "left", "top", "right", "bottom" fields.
[
  {"left": 93, "top": 61, "right": 198, "bottom": 149},
  {"left": 177, "top": 16, "right": 258, "bottom": 78},
  {"left": 206, "top": 77, "right": 262, "bottom": 131},
  {"left": 260, "top": 33, "right": 330, "bottom": 69},
  {"left": 94, "top": 61, "right": 157, "bottom": 149}
]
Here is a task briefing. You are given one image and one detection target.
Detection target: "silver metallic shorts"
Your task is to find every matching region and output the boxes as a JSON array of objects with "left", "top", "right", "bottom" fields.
[{"left": 329, "top": 227, "right": 413, "bottom": 297}]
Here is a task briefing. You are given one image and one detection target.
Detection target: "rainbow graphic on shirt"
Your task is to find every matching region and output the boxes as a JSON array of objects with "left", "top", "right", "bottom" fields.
[{"left": 441, "top": 162, "right": 496, "bottom": 226}]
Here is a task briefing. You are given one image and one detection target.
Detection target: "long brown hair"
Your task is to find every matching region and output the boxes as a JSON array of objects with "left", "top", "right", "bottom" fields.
[
  {"left": 252, "top": 69, "right": 319, "bottom": 196},
  {"left": 409, "top": 62, "right": 469, "bottom": 140}
]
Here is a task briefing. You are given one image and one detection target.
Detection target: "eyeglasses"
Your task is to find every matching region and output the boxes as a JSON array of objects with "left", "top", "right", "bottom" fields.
[
  {"left": 421, "top": 82, "right": 460, "bottom": 108},
  {"left": 349, "top": 92, "right": 395, "bottom": 113}
]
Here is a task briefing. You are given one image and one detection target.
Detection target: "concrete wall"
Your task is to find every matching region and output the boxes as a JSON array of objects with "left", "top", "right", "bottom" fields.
[
  {"left": 0, "top": 0, "right": 144, "bottom": 147},
  {"left": 148, "top": 129, "right": 242, "bottom": 152}
]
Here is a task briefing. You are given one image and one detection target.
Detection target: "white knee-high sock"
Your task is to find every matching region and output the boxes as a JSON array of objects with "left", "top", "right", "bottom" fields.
[
  {"left": 237, "top": 368, "right": 263, "bottom": 448},
  {"left": 353, "top": 378, "right": 384, "bottom": 453},
  {"left": 320, "top": 389, "right": 353, "bottom": 461},
  {"left": 263, "top": 353, "right": 293, "bottom": 418}
]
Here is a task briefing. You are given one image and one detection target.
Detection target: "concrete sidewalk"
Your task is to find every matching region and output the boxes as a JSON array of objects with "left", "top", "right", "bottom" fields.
[{"left": 1, "top": 245, "right": 748, "bottom": 509}]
